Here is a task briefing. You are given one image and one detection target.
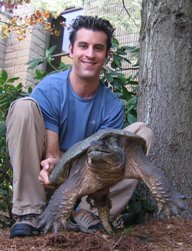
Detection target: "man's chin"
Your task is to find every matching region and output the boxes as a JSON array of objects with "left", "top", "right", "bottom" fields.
[{"left": 79, "top": 71, "right": 99, "bottom": 80}]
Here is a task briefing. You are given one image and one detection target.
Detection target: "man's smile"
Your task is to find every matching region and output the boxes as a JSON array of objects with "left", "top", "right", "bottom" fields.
[{"left": 81, "top": 60, "right": 97, "bottom": 65}]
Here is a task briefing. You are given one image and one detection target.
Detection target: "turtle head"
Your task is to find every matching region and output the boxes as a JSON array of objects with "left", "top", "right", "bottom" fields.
[{"left": 86, "top": 134, "right": 126, "bottom": 180}]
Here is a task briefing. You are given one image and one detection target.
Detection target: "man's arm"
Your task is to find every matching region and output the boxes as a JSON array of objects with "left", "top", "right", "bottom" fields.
[
  {"left": 100, "top": 100, "right": 125, "bottom": 130},
  {"left": 39, "top": 130, "right": 61, "bottom": 185}
]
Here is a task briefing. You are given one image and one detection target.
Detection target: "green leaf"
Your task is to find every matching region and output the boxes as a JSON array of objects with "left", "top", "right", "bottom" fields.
[
  {"left": 1, "top": 70, "right": 8, "bottom": 82},
  {"left": 0, "top": 188, "right": 9, "bottom": 196},
  {"left": 47, "top": 56, "right": 54, "bottom": 65},
  {"left": 7, "top": 77, "right": 20, "bottom": 83},
  {"left": 121, "top": 86, "right": 132, "bottom": 99},
  {"left": 132, "top": 62, "right": 139, "bottom": 67},
  {"left": 58, "top": 62, "right": 71, "bottom": 71},
  {"left": 128, "top": 96, "right": 137, "bottom": 106},
  {"left": 46, "top": 45, "right": 57, "bottom": 57},
  {"left": 112, "top": 37, "right": 119, "bottom": 47},
  {"left": 18, "top": 91, "right": 29, "bottom": 98},
  {"left": 16, "top": 83, "right": 23, "bottom": 89},
  {"left": 27, "top": 86, "right": 32, "bottom": 94},
  {"left": 113, "top": 55, "right": 122, "bottom": 67},
  {"left": 127, "top": 113, "right": 137, "bottom": 124},
  {"left": 116, "top": 48, "right": 127, "bottom": 56},
  {"left": 35, "top": 69, "right": 43, "bottom": 78},
  {"left": 0, "top": 79, "right": 5, "bottom": 85},
  {"left": 0, "top": 121, "right": 6, "bottom": 136},
  {"left": 126, "top": 80, "right": 138, "bottom": 85},
  {"left": 111, "top": 61, "right": 118, "bottom": 69},
  {"left": 34, "top": 69, "right": 48, "bottom": 80},
  {"left": 104, "top": 73, "right": 114, "bottom": 82},
  {"left": 49, "top": 45, "right": 57, "bottom": 54},
  {"left": 27, "top": 58, "right": 44, "bottom": 70},
  {"left": 121, "top": 56, "right": 131, "bottom": 64},
  {"left": 122, "top": 45, "right": 140, "bottom": 54}
]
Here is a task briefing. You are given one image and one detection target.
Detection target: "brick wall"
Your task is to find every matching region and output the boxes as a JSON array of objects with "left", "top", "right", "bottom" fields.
[
  {"left": 0, "top": 11, "right": 8, "bottom": 69},
  {"left": 0, "top": 37, "right": 6, "bottom": 69},
  {"left": 0, "top": 4, "right": 49, "bottom": 88}
]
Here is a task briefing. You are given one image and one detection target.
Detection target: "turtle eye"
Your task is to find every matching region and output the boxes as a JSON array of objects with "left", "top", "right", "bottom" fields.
[
  {"left": 89, "top": 140, "right": 104, "bottom": 151},
  {"left": 105, "top": 136, "right": 119, "bottom": 148}
]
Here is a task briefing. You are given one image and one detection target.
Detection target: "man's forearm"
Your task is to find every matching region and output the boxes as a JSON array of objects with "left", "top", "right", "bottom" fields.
[{"left": 45, "top": 129, "right": 61, "bottom": 159}]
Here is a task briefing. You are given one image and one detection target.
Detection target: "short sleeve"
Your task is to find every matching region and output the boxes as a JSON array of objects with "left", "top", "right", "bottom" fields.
[
  {"left": 99, "top": 91, "right": 125, "bottom": 130},
  {"left": 30, "top": 74, "right": 63, "bottom": 133}
]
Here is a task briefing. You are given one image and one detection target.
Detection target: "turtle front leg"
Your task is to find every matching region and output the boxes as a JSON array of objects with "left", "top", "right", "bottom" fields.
[
  {"left": 39, "top": 179, "right": 79, "bottom": 234},
  {"left": 125, "top": 144, "right": 187, "bottom": 218},
  {"left": 89, "top": 189, "right": 113, "bottom": 234},
  {"left": 39, "top": 156, "right": 106, "bottom": 234}
]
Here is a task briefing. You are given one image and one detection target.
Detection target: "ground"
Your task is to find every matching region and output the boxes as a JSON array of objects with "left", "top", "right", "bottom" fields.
[{"left": 0, "top": 217, "right": 192, "bottom": 250}]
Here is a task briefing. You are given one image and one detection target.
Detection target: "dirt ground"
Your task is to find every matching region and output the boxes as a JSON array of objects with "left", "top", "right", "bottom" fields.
[{"left": 0, "top": 217, "right": 192, "bottom": 251}]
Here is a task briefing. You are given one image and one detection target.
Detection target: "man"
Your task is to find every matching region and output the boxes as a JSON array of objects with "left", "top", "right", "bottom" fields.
[{"left": 6, "top": 16, "right": 153, "bottom": 238}]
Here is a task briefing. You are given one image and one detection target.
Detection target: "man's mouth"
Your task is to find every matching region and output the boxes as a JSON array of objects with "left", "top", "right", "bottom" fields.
[{"left": 82, "top": 60, "right": 96, "bottom": 66}]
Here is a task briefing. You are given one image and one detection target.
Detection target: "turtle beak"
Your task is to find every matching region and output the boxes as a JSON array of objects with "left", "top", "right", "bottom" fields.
[
  {"left": 87, "top": 138, "right": 124, "bottom": 167},
  {"left": 87, "top": 140, "right": 112, "bottom": 163}
]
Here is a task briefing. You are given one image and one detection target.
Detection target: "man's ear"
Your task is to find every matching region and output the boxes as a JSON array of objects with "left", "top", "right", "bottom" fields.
[
  {"left": 106, "top": 49, "right": 111, "bottom": 59},
  {"left": 69, "top": 44, "right": 73, "bottom": 58}
]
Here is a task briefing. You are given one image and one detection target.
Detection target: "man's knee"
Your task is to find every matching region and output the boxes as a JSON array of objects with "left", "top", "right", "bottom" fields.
[
  {"left": 124, "top": 122, "right": 154, "bottom": 155},
  {"left": 6, "top": 98, "right": 39, "bottom": 123},
  {"left": 9, "top": 98, "right": 37, "bottom": 113}
]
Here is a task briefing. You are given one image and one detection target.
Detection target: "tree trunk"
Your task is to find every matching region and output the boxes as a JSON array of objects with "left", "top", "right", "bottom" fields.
[{"left": 138, "top": 0, "right": 192, "bottom": 204}]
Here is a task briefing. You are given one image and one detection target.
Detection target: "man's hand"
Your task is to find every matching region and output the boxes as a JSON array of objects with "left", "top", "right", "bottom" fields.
[{"left": 39, "top": 157, "right": 59, "bottom": 186}]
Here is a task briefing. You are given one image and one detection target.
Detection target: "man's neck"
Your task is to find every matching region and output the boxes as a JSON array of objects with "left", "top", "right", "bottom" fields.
[{"left": 69, "top": 70, "right": 100, "bottom": 99}]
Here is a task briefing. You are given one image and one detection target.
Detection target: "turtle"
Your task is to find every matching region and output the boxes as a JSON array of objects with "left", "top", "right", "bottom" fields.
[{"left": 38, "top": 128, "right": 187, "bottom": 234}]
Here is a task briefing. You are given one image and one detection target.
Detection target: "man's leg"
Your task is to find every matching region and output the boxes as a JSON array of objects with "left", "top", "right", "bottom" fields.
[
  {"left": 109, "top": 122, "right": 154, "bottom": 220},
  {"left": 6, "top": 98, "right": 47, "bottom": 236}
]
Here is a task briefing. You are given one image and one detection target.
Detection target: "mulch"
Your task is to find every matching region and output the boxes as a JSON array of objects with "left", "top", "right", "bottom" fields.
[{"left": 0, "top": 217, "right": 192, "bottom": 250}]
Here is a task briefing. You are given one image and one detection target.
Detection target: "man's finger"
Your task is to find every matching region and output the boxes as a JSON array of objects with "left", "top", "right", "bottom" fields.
[{"left": 39, "top": 169, "right": 51, "bottom": 185}]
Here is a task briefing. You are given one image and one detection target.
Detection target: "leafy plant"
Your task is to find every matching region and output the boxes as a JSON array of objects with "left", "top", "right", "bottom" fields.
[
  {"left": 27, "top": 45, "right": 71, "bottom": 82},
  {"left": 101, "top": 37, "right": 139, "bottom": 125}
]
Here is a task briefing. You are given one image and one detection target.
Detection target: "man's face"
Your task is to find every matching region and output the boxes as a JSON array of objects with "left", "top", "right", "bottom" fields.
[{"left": 69, "top": 28, "right": 109, "bottom": 80}]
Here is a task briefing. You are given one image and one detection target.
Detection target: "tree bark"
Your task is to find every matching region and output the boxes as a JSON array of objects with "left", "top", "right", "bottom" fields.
[{"left": 138, "top": 0, "right": 192, "bottom": 202}]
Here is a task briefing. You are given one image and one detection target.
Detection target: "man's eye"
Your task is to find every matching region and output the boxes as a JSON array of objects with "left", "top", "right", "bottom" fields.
[
  {"left": 95, "top": 47, "right": 103, "bottom": 51},
  {"left": 79, "top": 44, "right": 87, "bottom": 49}
]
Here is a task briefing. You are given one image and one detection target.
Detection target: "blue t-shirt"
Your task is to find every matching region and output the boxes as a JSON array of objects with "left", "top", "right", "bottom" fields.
[{"left": 30, "top": 69, "right": 124, "bottom": 151}]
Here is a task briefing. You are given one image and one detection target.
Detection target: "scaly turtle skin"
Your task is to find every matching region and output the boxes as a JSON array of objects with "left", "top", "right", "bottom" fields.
[{"left": 39, "top": 129, "right": 186, "bottom": 234}]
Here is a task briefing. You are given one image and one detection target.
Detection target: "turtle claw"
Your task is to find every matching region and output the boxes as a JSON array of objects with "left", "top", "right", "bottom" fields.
[
  {"left": 38, "top": 216, "right": 54, "bottom": 233},
  {"left": 38, "top": 204, "right": 59, "bottom": 233},
  {"left": 157, "top": 196, "right": 188, "bottom": 219},
  {"left": 53, "top": 222, "right": 61, "bottom": 234},
  {"left": 53, "top": 219, "right": 67, "bottom": 234}
]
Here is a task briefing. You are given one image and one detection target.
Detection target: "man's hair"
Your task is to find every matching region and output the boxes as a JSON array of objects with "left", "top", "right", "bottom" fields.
[{"left": 69, "top": 15, "right": 115, "bottom": 50}]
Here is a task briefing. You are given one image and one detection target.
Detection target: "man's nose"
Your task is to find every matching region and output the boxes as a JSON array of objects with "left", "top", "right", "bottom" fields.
[{"left": 86, "top": 47, "right": 95, "bottom": 58}]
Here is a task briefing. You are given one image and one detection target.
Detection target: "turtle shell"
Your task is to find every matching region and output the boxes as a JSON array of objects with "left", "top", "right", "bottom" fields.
[{"left": 49, "top": 128, "right": 147, "bottom": 184}]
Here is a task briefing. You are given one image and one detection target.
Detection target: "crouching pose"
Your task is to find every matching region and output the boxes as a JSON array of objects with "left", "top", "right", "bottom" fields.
[{"left": 6, "top": 15, "right": 154, "bottom": 237}]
